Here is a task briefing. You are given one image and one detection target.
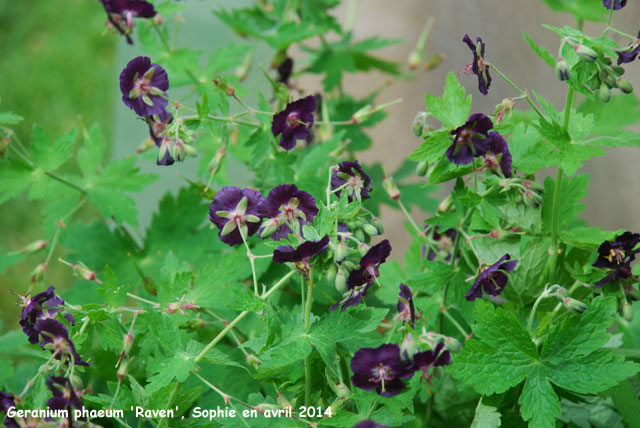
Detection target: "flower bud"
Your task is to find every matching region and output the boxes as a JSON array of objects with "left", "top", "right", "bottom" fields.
[
  {"left": 334, "top": 241, "right": 348, "bottom": 263},
  {"left": 412, "top": 112, "right": 428, "bottom": 137},
  {"left": 172, "top": 140, "right": 187, "bottom": 162},
  {"left": 183, "top": 143, "right": 198, "bottom": 158},
  {"left": 246, "top": 353, "right": 261, "bottom": 369},
  {"left": 208, "top": 146, "right": 226, "bottom": 176},
  {"left": 123, "top": 333, "right": 134, "bottom": 356},
  {"left": 12, "top": 240, "right": 48, "bottom": 255},
  {"left": 354, "top": 228, "right": 366, "bottom": 243},
  {"left": 444, "top": 336, "right": 462, "bottom": 353},
  {"left": 612, "top": 65, "right": 625, "bottom": 75},
  {"left": 117, "top": 359, "right": 131, "bottom": 380},
  {"left": 277, "top": 392, "right": 293, "bottom": 410},
  {"left": 424, "top": 53, "right": 444, "bottom": 70},
  {"left": 616, "top": 77, "right": 633, "bottom": 94},
  {"left": 371, "top": 217, "right": 384, "bottom": 234},
  {"left": 334, "top": 383, "right": 350, "bottom": 399},
  {"left": 598, "top": 83, "right": 612, "bottom": 103},
  {"left": 437, "top": 194, "right": 453, "bottom": 212},
  {"left": 351, "top": 104, "right": 374, "bottom": 124},
  {"left": 212, "top": 76, "right": 235, "bottom": 96},
  {"left": 358, "top": 243, "right": 370, "bottom": 256},
  {"left": 335, "top": 267, "right": 347, "bottom": 293},
  {"left": 574, "top": 44, "right": 597, "bottom": 62},
  {"left": 556, "top": 57, "right": 570, "bottom": 81},
  {"left": 180, "top": 318, "right": 205, "bottom": 330},
  {"left": 622, "top": 302, "right": 634, "bottom": 322},
  {"left": 400, "top": 334, "right": 418, "bottom": 360},
  {"left": 30, "top": 263, "right": 48, "bottom": 282},
  {"left": 72, "top": 261, "right": 97, "bottom": 282},
  {"left": 362, "top": 223, "right": 378, "bottom": 237},
  {"left": 601, "top": 70, "right": 617, "bottom": 87},
  {"left": 563, "top": 297, "right": 587, "bottom": 314},
  {"left": 325, "top": 264, "right": 337, "bottom": 283},
  {"left": 415, "top": 161, "right": 428, "bottom": 177},
  {"left": 407, "top": 50, "right": 423, "bottom": 70},
  {"left": 256, "top": 403, "right": 279, "bottom": 413},
  {"left": 382, "top": 173, "right": 400, "bottom": 200}
]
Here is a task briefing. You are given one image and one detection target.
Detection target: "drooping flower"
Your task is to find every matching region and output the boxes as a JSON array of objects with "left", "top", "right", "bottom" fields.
[
  {"left": 411, "top": 342, "right": 451, "bottom": 385},
  {"left": 446, "top": 113, "right": 493, "bottom": 165},
  {"left": 593, "top": 231, "right": 639, "bottom": 287},
  {"left": 37, "top": 318, "right": 89, "bottom": 366},
  {"left": 47, "top": 376, "right": 84, "bottom": 424},
  {"left": 423, "top": 226, "right": 457, "bottom": 262},
  {"left": 350, "top": 344, "right": 414, "bottom": 397},
  {"left": 465, "top": 254, "right": 518, "bottom": 301},
  {"left": 330, "top": 160, "right": 373, "bottom": 202},
  {"left": 145, "top": 110, "right": 174, "bottom": 166},
  {"left": 19, "top": 286, "right": 74, "bottom": 345},
  {"left": 617, "top": 32, "right": 640, "bottom": 64},
  {"left": 332, "top": 240, "right": 392, "bottom": 311},
  {"left": 100, "top": 0, "right": 156, "bottom": 44},
  {"left": 396, "top": 284, "right": 416, "bottom": 329},
  {"left": 258, "top": 184, "right": 318, "bottom": 240},
  {"left": 463, "top": 35, "right": 492, "bottom": 95},
  {"left": 483, "top": 131, "right": 512, "bottom": 178},
  {"left": 209, "top": 187, "right": 264, "bottom": 246},
  {"left": 353, "top": 422, "right": 389, "bottom": 428},
  {"left": 120, "top": 56, "right": 169, "bottom": 117},
  {"left": 602, "top": 0, "right": 627, "bottom": 10},
  {"left": 271, "top": 95, "right": 316, "bottom": 150},
  {"left": 276, "top": 57, "right": 293, "bottom": 85},
  {"left": 0, "top": 392, "right": 19, "bottom": 428},
  {"left": 273, "top": 235, "right": 330, "bottom": 275}
]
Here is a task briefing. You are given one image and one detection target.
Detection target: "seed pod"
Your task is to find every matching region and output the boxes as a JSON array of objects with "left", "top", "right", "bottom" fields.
[
  {"left": 117, "top": 359, "right": 131, "bottom": 380},
  {"left": 416, "top": 161, "right": 428, "bottom": 177},
  {"left": 598, "top": 83, "right": 612, "bottom": 103}
]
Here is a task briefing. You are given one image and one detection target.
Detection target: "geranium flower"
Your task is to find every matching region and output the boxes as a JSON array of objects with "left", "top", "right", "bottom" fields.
[
  {"left": 423, "top": 227, "right": 457, "bottom": 262},
  {"left": 483, "top": 131, "right": 512, "bottom": 177},
  {"left": 47, "top": 376, "right": 84, "bottom": 425},
  {"left": 465, "top": 254, "right": 518, "bottom": 301},
  {"left": 120, "top": 56, "right": 169, "bottom": 117},
  {"left": 603, "top": 0, "right": 627, "bottom": 10},
  {"left": 277, "top": 57, "right": 293, "bottom": 85},
  {"left": 354, "top": 422, "right": 389, "bottom": 428},
  {"left": 593, "top": 231, "right": 639, "bottom": 287},
  {"left": 209, "top": 187, "right": 264, "bottom": 246},
  {"left": 37, "top": 318, "right": 89, "bottom": 366},
  {"left": 332, "top": 240, "right": 392, "bottom": 311},
  {"left": 145, "top": 110, "right": 174, "bottom": 166},
  {"left": 411, "top": 342, "right": 451, "bottom": 385},
  {"left": 258, "top": 184, "right": 318, "bottom": 240},
  {"left": 0, "top": 392, "right": 18, "bottom": 428},
  {"left": 397, "top": 284, "right": 416, "bottom": 329},
  {"left": 350, "top": 344, "right": 414, "bottom": 397},
  {"left": 100, "top": 0, "right": 156, "bottom": 44},
  {"left": 19, "top": 286, "right": 74, "bottom": 345},
  {"left": 273, "top": 235, "right": 330, "bottom": 275},
  {"left": 330, "top": 160, "right": 373, "bottom": 202},
  {"left": 271, "top": 95, "right": 316, "bottom": 150},
  {"left": 446, "top": 113, "right": 493, "bottom": 165},
  {"left": 617, "top": 32, "right": 640, "bottom": 64},
  {"left": 463, "top": 35, "right": 492, "bottom": 95}
]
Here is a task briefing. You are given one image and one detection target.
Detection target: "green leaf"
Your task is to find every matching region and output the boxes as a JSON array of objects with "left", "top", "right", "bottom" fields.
[
  {"left": 98, "top": 265, "right": 132, "bottom": 309},
  {"left": 471, "top": 398, "right": 502, "bottom": 428},
  {"left": 31, "top": 125, "right": 77, "bottom": 172},
  {"left": 77, "top": 123, "right": 105, "bottom": 179},
  {"left": 605, "top": 380, "right": 640, "bottom": 428},
  {"left": 408, "top": 130, "right": 452, "bottom": 164},
  {"left": 523, "top": 31, "right": 556, "bottom": 68},
  {"left": 518, "top": 366, "right": 561, "bottom": 428},
  {"left": 145, "top": 349, "right": 196, "bottom": 394},
  {"left": 560, "top": 226, "right": 620, "bottom": 250},
  {"left": 425, "top": 72, "right": 472, "bottom": 128},
  {"left": 542, "top": 174, "right": 589, "bottom": 233},
  {"left": 157, "top": 252, "right": 192, "bottom": 306},
  {"left": 0, "top": 111, "right": 23, "bottom": 125},
  {"left": 504, "top": 237, "right": 549, "bottom": 305}
]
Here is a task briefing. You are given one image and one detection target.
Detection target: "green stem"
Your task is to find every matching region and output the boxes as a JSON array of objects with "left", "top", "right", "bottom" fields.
[
  {"left": 241, "top": 234, "right": 259, "bottom": 296},
  {"left": 397, "top": 199, "right": 424, "bottom": 238},
  {"left": 152, "top": 21, "right": 172, "bottom": 52},
  {"left": 304, "top": 273, "right": 314, "bottom": 406},
  {"left": 487, "top": 64, "right": 546, "bottom": 120},
  {"left": 441, "top": 307, "right": 470, "bottom": 338},
  {"left": 345, "top": 0, "right": 358, "bottom": 33},
  {"left": 384, "top": 320, "right": 399, "bottom": 343}
]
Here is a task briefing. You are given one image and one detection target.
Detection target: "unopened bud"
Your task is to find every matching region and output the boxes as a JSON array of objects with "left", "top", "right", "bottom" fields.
[
  {"left": 354, "top": 228, "right": 366, "bottom": 243},
  {"left": 563, "top": 297, "right": 587, "bottom": 314},
  {"left": 412, "top": 112, "right": 428, "bottom": 137},
  {"left": 72, "top": 261, "right": 97, "bottom": 282},
  {"left": 334, "top": 383, "right": 350, "bottom": 399},
  {"left": 622, "top": 302, "right": 634, "bottom": 322},
  {"left": 362, "top": 224, "right": 378, "bottom": 237},
  {"left": 334, "top": 241, "right": 348, "bottom": 263},
  {"left": 416, "top": 161, "right": 428, "bottom": 177},
  {"left": 172, "top": 140, "right": 187, "bottom": 162},
  {"left": 13, "top": 240, "right": 48, "bottom": 255},
  {"left": 117, "top": 359, "right": 131, "bottom": 380},
  {"left": 574, "top": 44, "right": 597, "bottom": 62},
  {"left": 382, "top": 173, "right": 400, "bottom": 200},
  {"left": 407, "top": 50, "right": 423, "bottom": 70},
  {"left": 598, "top": 83, "right": 612, "bottom": 103},
  {"left": 556, "top": 57, "right": 570, "bottom": 81},
  {"left": 424, "top": 53, "right": 444, "bottom": 70},
  {"left": 444, "top": 336, "right": 462, "bottom": 353},
  {"left": 277, "top": 392, "right": 293, "bottom": 410},
  {"left": 371, "top": 217, "right": 384, "bottom": 234},
  {"left": 601, "top": 70, "right": 617, "bottom": 87},
  {"left": 400, "top": 335, "right": 418, "bottom": 360},
  {"left": 255, "top": 403, "right": 279, "bottom": 413},
  {"left": 180, "top": 318, "right": 205, "bottom": 330},
  {"left": 438, "top": 194, "right": 453, "bottom": 212},
  {"left": 616, "top": 77, "right": 633, "bottom": 94},
  {"left": 246, "top": 353, "right": 261, "bottom": 369},
  {"left": 335, "top": 267, "right": 347, "bottom": 293},
  {"left": 183, "top": 143, "right": 198, "bottom": 158},
  {"left": 325, "top": 264, "right": 337, "bottom": 283},
  {"left": 351, "top": 105, "right": 374, "bottom": 124},
  {"left": 208, "top": 147, "right": 226, "bottom": 175},
  {"left": 358, "top": 243, "right": 370, "bottom": 256},
  {"left": 212, "top": 77, "right": 235, "bottom": 96},
  {"left": 123, "top": 333, "right": 134, "bottom": 356}
]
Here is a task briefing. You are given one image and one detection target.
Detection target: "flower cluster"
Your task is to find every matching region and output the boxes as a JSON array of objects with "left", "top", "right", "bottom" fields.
[
  {"left": 593, "top": 231, "right": 639, "bottom": 287},
  {"left": 100, "top": 0, "right": 156, "bottom": 45},
  {"left": 350, "top": 340, "right": 451, "bottom": 397},
  {"left": 330, "top": 160, "right": 373, "bottom": 202},
  {"left": 446, "top": 113, "right": 512, "bottom": 177},
  {"left": 18, "top": 286, "right": 88, "bottom": 366}
]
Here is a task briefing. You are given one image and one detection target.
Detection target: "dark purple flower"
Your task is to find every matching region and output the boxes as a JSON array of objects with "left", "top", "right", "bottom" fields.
[
  {"left": 332, "top": 240, "right": 392, "bottom": 312},
  {"left": 19, "top": 286, "right": 73, "bottom": 345},
  {"left": 466, "top": 254, "right": 518, "bottom": 301},
  {"left": 145, "top": 110, "right": 175, "bottom": 166},
  {"left": 603, "top": 0, "right": 627, "bottom": 10},
  {"left": 209, "top": 187, "right": 264, "bottom": 246},
  {"left": 271, "top": 95, "right": 316, "bottom": 150},
  {"left": 101, "top": 0, "right": 156, "bottom": 45},
  {"left": 483, "top": 131, "right": 512, "bottom": 178},
  {"left": 120, "top": 56, "right": 169, "bottom": 117},
  {"left": 423, "top": 227, "right": 457, "bottom": 262},
  {"left": 463, "top": 35, "right": 492, "bottom": 95},
  {"left": 411, "top": 342, "right": 451, "bottom": 385},
  {"left": 47, "top": 376, "right": 84, "bottom": 425},
  {"left": 0, "top": 392, "right": 19, "bottom": 428},
  {"left": 397, "top": 284, "right": 416, "bottom": 329},
  {"left": 446, "top": 113, "right": 493, "bottom": 165},
  {"left": 350, "top": 344, "right": 414, "bottom": 397},
  {"left": 277, "top": 58, "right": 293, "bottom": 85},
  {"left": 354, "top": 422, "right": 389, "bottom": 428},
  {"left": 258, "top": 184, "right": 318, "bottom": 240},
  {"left": 593, "top": 232, "right": 639, "bottom": 287},
  {"left": 273, "top": 235, "right": 330, "bottom": 275},
  {"left": 617, "top": 33, "right": 640, "bottom": 64},
  {"left": 37, "top": 318, "right": 89, "bottom": 366},
  {"left": 330, "top": 161, "right": 373, "bottom": 202}
]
